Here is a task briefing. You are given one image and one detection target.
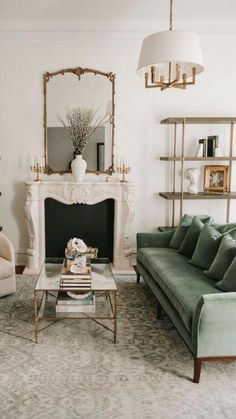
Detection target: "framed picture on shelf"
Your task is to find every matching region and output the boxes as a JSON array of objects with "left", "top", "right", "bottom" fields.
[{"left": 204, "top": 165, "right": 229, "bottom": 192}]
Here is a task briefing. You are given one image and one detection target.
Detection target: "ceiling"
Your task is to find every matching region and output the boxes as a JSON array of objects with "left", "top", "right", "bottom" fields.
[{"left": 1, "top": 0, "right": 236, "bottom": 22}]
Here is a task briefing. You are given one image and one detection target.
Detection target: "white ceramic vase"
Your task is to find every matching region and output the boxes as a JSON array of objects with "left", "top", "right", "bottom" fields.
[{"left": 71, "top": 154, "right": 87, "bottom": 182}]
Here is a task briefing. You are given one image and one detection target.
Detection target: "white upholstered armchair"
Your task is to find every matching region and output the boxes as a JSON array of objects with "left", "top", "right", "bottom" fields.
[{"left": 0, "top": 231, "right": 16, "bottom": 297}]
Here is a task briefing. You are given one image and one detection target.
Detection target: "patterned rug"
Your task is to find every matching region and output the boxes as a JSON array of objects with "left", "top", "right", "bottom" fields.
[{"left": 0, "top": 275, "right": 236, "bottom": 419}]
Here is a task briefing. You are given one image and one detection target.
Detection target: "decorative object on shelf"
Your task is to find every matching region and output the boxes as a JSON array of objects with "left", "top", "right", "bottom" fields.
[
  {"left": 58, "top": 107, "right": 108, "bottom": 181},
  {"left": 65, "top": 237, "right": 88, "bottom": 262},
  {"left": 195, "top": 139, "right": 206, "bottom": 157},
  {"left": 137, "top": 0, "right": 204, "bottom": 90},
  {"left": 30, "top": 156, "right": 46, "bottom": 181},
  {"left": 184, "top": 167, "right": 200, "bottom": 194},
  {"left": 204, "top": 165, "right": 229, "bottom": 192},
  {"left": 116, "top": 159, "right": 131, "bottom": 183},
  {"left": 207, "top": 136, "right": 219, "bottom": 157}
]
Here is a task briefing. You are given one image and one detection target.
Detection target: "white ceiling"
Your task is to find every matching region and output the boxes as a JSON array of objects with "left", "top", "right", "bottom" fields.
[{"left": 1, "top": 0, "right": 236, "bottom": 22}]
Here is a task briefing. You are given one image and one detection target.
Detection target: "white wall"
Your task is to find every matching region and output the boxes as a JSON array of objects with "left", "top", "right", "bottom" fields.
[{"left": 1, "top": 27, "right": 236, "bottom": 263}]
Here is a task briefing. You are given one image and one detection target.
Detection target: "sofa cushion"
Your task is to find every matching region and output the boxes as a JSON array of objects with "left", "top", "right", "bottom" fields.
[
  {"left": 169, "top": 214, "right": 211, "bottom": 250},
  {"left": 169, "top": 214, "right": 193, "bottom": 250},
  {"left": 190, "top": 224, "right": 222, "bottom": 270},
  {"left": 215, "top": 256, "right": 236, "bottom": 291},
  {"left": 216, "top": 223, "right": 236, "bottom": 236},
  {"left": 205, "top": 234, "right": 236, "bottom": 281},
  {"left": 179, "top": 216, "right": 207, "bottom": 258},
  {"left": 0, "top": 257, "right": 14, "bottom": 280},
  {"left": 137, "top": 248, "right": 221, "bottom": 332}
]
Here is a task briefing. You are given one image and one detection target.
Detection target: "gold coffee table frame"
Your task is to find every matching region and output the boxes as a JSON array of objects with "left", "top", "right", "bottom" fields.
[{"left": 34, "top": 258, "right": 118, "bottom": 343}]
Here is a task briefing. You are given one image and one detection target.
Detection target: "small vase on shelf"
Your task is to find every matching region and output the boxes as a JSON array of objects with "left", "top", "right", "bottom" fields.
[{"left": 71, "top": 154, "right": 87, "bottom": 182}]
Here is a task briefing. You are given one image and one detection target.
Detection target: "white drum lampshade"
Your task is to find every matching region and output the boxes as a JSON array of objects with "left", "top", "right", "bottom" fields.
[
  {"left": 137, "top": 30, "right": 204, "bottom": 80},
  {"left": 137, "top": 1, "right": 204, "bottom": 90}
]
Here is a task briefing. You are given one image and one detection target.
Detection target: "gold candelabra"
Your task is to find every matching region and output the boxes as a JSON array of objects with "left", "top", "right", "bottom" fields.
[
  {"left": 117, "top": 162, "right": 131, "bottom": 182},
  {"left": 30, "top": 157, "right": 46, "bottom": 181}
]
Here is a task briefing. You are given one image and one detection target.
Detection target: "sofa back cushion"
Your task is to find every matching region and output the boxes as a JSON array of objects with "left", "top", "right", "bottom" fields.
[
  {"left": 216, "top": 223, "right": 236, "bottom": 235},
  {"left": 205, "top": 234, "right": 236, "bottom": 281},
  {"left": 169, "top": 214, "right": 194, "bottom": 249},
  {"left": 178, "top": 216, "right": 208, "bottom": 258},
  {"left": 215, "top": 256, "right": 236, "bottom": 291},
  {"left": 189, "top": 224, "right": 222, "bottom": 270},
  {"left": 169, "top": 214, "right": 211, "bottom": 250}
]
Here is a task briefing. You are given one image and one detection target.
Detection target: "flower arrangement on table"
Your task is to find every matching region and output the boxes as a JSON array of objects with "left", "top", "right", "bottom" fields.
[{"left": 66, "top": 237, "right": 88, "bottom": 259}]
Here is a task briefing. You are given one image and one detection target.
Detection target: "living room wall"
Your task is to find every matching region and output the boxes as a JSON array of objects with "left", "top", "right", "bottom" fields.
[{"left": 1, "top": 22, "right": 236, "bottom": 263}]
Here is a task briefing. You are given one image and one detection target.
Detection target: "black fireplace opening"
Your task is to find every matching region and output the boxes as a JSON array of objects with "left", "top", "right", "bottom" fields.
[{"left": 45, "top": 198, "right": 114, "bottom": 261}]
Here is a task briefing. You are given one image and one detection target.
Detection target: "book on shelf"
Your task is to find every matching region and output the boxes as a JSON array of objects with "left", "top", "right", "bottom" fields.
[
  {"left": 207, "top": 135, "right": 219, "bottom": 157},
  {"left": 56, "top": 304, "right": 95, "bottom": 313},
  {"left": 56, "top": 292, "right": 95, "bottom": 313},
  {"left": 57, "top": 291, "right": 94, "bottom": 305}
]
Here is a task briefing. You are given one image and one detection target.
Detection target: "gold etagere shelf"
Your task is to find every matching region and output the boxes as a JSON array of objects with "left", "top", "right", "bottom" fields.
[{"left": 159, "top": 117, "right": 236, "bottom": 230}]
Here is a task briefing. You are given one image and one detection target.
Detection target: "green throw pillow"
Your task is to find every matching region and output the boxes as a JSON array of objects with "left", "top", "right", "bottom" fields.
[
  {"left": 190, "top": 223, "right": 222, "bottom": 270},
  {"left": 169, "top": 214, "right": 193, "bottom": 249},
  {"left": 215, "top": 223, "right": 236, "bottom": 236},
  {"left": 179, "top": 216, "right": 206, "bottom": 258},
  {"left": 169, "top": 214, "right": 211, "bottom": 250},
  {"left": 205, "top": 234, "right": 236, "bottom": 281},
  {"left": 215, "top": 256, "right": 236, "bottom": 291}
]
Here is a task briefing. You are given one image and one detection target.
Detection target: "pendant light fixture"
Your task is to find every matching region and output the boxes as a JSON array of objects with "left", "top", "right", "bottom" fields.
[{"left": 137, "top": 0, "right": 204, "bottom": 90}]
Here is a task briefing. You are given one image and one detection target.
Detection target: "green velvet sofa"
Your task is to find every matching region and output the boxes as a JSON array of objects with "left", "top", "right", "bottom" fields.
[{"left": 136, "top": 227, "right": 236, "bottom": 383}]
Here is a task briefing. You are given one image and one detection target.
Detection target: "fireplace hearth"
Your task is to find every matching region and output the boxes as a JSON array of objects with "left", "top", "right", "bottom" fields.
[{"left": 45, "top": 198, "right": 114, "bottom": 261}]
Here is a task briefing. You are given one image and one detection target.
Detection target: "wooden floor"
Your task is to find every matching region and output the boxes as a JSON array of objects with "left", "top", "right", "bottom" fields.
[{"left": 15, "top": 266, "right": 25, "bottom": 274}]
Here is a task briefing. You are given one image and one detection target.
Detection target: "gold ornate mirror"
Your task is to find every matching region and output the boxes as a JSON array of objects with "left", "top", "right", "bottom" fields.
[{"left": 44, "top": 67, "right": 115, "bottom": 174}]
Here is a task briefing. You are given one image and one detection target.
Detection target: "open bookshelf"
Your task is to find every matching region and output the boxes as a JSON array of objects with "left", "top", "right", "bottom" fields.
[{"left": 159, "top": 117, "right": 236, "bottom": 228}]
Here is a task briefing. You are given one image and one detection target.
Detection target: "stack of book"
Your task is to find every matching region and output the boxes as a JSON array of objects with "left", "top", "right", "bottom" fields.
[
  {"left": 56, "top": 291, "right": 95, "bottom": 313},
  {"left": 56, "top": 258, "right": 95, "bottom": 313},
  {"left": 60, "top": 259, "right": 92, "bottom": 291}
]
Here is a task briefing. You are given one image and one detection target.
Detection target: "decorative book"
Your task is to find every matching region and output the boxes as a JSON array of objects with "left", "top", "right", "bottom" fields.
[
  {"left": 60, "top": 279, "right": 91, "bottom": 291},
  {"left": 56, "top": 304, "right": 95, "bottom": 313},
  {"left": 57, "top": 291, "right": 93, "bottom": 305},
  {"left": 56, "top": 291, "right": 95, "bottom": 313}
]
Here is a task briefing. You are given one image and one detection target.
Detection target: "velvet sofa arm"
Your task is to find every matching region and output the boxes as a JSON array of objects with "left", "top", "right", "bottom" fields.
[
  {"left": 192, "top": 292, "right": 236, "bottom": 357},
  {"left": 137, "top": 230, "right": 175, "bottom": 249}
]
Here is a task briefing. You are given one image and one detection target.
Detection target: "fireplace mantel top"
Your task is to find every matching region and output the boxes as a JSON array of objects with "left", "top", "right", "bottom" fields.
[
  {"left": 25, "top": 180, "right": 134, "bottom": 186},
  {"left": 25, "top": 180, "right": 135, "bottom": 204}
]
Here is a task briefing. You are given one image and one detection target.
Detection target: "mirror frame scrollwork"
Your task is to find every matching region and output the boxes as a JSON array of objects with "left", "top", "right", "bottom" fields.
[{"left": 43, "top": 66, "right": 116, "bottom": 175}]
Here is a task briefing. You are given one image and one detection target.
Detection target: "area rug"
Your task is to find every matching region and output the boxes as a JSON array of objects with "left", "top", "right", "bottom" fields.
[{"left": 0, "top": 275, "right": 236, "bottom": 419}]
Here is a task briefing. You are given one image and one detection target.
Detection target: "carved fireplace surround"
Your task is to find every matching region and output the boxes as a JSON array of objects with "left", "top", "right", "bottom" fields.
[{"left": 24, "top": 181, "right": 135, "bottom": 273}]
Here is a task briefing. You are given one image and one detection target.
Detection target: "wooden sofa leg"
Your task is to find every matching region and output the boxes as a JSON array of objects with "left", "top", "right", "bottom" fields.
[
  {"left": 137, "top": 271, "right": 140, "bottom": 284},
  {"left": 193, "top": 358, "right": 202, "bottom": 383},
  {"left": 157, "top": 302, "right": 163, "bottom": 319}
]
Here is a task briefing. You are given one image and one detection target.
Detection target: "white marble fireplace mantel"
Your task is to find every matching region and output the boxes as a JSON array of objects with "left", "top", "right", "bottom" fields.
[{"left": 24, "top": 181, "right": 135, "bottom": 273}]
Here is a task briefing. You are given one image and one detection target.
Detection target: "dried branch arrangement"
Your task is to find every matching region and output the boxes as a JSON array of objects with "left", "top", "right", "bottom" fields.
[{"left": 58, "top": 107, "right": 108, "bottom": 155}]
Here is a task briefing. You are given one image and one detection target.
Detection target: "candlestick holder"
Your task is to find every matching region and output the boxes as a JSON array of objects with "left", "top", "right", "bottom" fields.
[
  {"left": 30, "top": 163, "right": 45, "bottom": 182},
  {"left": 117, "top": 163, "right": 131, "bottom": 182}
]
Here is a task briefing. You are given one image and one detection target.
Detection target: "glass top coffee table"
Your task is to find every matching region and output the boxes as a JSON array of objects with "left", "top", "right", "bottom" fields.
[{"left": 34, "top": 258, "right": 118, "bottom": 343}]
